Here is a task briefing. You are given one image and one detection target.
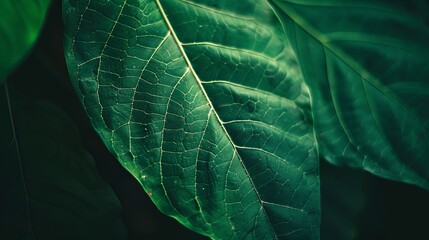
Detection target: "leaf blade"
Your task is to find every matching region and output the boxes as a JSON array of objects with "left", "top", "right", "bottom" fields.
[
  {"left": 0, "top": 0, "right": 51, "bottom": 82},
  {"left": 64, "top": 0, "right": 320, "bottom": 239},
  {"left": 272, "top": 0, "right": 429, "bottom": 189}
]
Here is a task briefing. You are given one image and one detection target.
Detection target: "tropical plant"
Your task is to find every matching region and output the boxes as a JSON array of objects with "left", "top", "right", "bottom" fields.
[{"left": 1, "top": 0, "right": 428, "bottom": 239}]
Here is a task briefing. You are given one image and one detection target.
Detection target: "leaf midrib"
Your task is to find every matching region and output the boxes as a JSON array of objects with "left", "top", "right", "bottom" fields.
[
  {"left": 4, "top": 83, "right": 34, "bottom": 238},
  {"left": 282, "top": 1, "right": 414, "bottom": 175},
  {"left": 155, "top": 0, "right": 279, "bottom": 238},
  {"left": 274, "top": 0, "right": 429, "bottom": 132}
]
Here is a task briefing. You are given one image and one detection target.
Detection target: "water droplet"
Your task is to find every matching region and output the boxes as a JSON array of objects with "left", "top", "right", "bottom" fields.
[{"left": 141, "top": 175, "right": 147, "bottom": 180}]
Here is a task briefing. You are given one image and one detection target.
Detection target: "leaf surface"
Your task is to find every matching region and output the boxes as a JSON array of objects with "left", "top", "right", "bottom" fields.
[
  {"left": 0, "top": 0, "right": 51, "bottom": 82},
  {"left": 64, "top": 0, "right": 320, "bottom": 239},
  {"left": 0, "top": 83, "right": 126, "bottom": 239},
  {"left": 272, "top": 0, "right": 429, "bottom": 189}
]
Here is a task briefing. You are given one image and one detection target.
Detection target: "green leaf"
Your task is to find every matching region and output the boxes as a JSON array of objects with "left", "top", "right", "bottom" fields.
[
  {"left": 0, "top": 0, "right": 51, "bottom": 82},
  {"left": 271, "top": 0, "right": 429, "bottom": 189},
  {"left": 63, "top": 0, "right": 320, "bottom": 239},
  {"left": 0, "top": 83, "right": 126, "bottom": 239}
]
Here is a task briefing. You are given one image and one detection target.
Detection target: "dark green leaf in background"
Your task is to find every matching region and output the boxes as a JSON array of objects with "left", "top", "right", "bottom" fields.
[
  {"left": 63, "top": 0, "right": 320, "bottom": 239},
  {"left": 272, "top": 0, "right": 429, "bottom": 189},
  {"left": 0, "top": 0, "right": 51, "bottom": 82},
  {"left": 0, "top": 83, "right": 126, "bottom": 239},
  {"left": 0, "top": 84, "right": 31, "bottom": 239},
  {"left": 320, "top": 160, "right": 366, "bottom": 240}
]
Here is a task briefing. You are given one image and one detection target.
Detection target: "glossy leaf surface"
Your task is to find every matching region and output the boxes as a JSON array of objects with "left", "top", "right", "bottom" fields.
[
  {"left": 272, "top": 0, "right": 429, "bottom": 189},
  {"left": 64, "top": 0, "right": 320, "bottom": 239},
  {"left": 0, "top": 0, "right": 51, "bottom": 82}
]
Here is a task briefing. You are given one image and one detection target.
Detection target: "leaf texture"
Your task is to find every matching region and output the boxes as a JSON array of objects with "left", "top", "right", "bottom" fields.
[
  {"left": 63, "top": 0, "right": 320, "bottom": 239},
  {"left": 272, "top": 0, "right": 429, "bottom": 189}
]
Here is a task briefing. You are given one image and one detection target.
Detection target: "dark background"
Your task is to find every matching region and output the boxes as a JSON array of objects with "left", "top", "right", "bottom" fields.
[{"left": 9, "top": 1, "right": 429, "bottom": 239}]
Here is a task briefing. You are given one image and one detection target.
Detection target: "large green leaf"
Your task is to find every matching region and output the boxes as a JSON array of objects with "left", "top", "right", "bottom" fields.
[
  {"left": 0, "top": 83, "right": 126, "bottom": 239},
  {"left": 0, "top": 0, "right": 51, "bottom": 82},
  {"left": 63, "top": 0, "right": 319, "bottom": 239},
  {"left": 271, "top": 0, "right": 429, "bottom": 189}
]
